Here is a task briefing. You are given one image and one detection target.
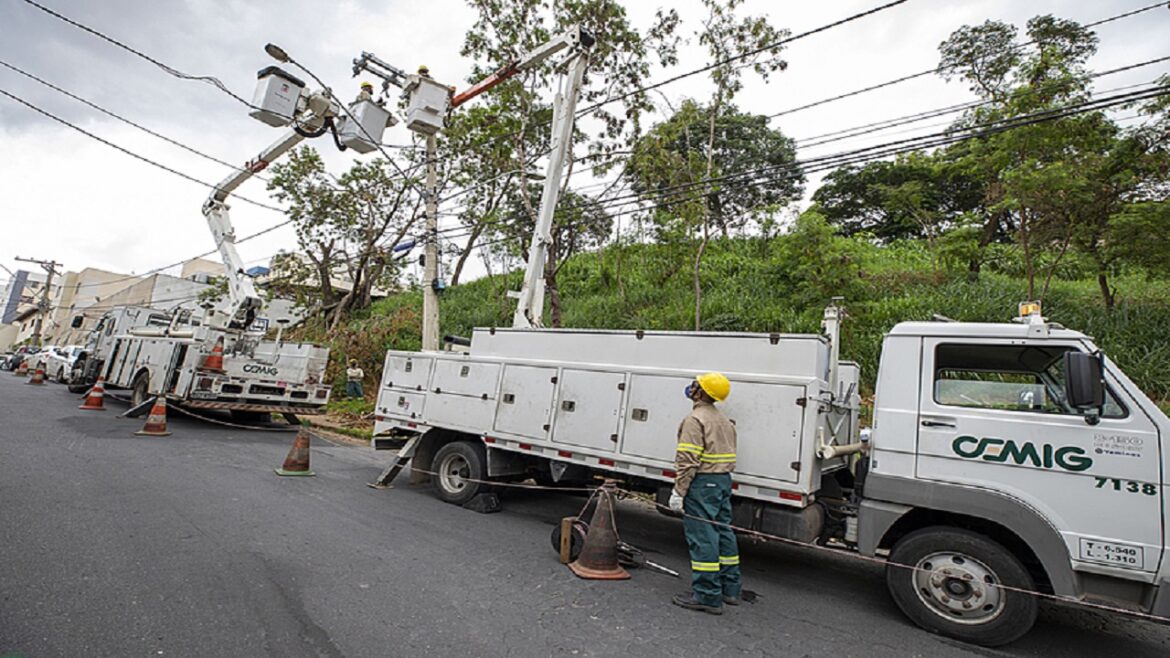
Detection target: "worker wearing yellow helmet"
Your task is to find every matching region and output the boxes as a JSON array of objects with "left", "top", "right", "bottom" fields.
[
  {"left": 670, "top": 371, "right": 741, "bottom": 615},
  {"left": 357, "top": 81, "right": 374, "bottom": 103}
]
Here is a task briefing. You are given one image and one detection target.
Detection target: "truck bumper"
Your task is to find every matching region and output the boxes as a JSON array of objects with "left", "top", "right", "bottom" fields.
[{"left": 182, "top": 400, "right": 327, "bottom": 415}]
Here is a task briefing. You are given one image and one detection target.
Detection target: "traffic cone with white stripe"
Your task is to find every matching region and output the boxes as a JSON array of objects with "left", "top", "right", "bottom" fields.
[
  {"left": 27, "top": 367, "right": 45, "bottom": 385},
  {"left": 568, "top": 480, "right": 630, "bottom": 580},
  {"left": 201, "top": 336, "right": 225, "bottom": 372},
  {"left": 78, "top": 377, "right": 107, "bottom": 411},
  {"left": 13, "top": 359, "right": 28, "bottom": 376},
  {"left": 135, "top": 397, "right": 172, "bottom": 436},
  {"left": 275, "top": 427, "right": 315, "bottom": 476}
]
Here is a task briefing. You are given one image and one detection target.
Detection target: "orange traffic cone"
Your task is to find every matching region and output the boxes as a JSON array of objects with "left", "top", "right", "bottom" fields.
[
  {"left": 27, "top": 367, "right": 45, "bottom": 385},
  {"left": 201, "top": 337, "right": 225, "bottom": 372},
  {"left": 135, "top": 397, "right": 172, "bottom": 436},
  {"left": 275, "top": 427, "right": 315, "bottom": 476},
  {"left": 79, "top": 377, "right": 107, "bottom": 411},
  {"left": 568, "top": 481, "right": 631, "bottom": 580},
  {"left": 14, "top": 359, "right": 28, "bottom": 376}
]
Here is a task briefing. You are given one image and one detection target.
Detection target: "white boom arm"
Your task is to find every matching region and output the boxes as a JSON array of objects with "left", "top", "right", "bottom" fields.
[
  {"left": 201, "top": 92, "right": 339, "bottom": 330},
  {"left": 510, "top": 28, "right": 593, "bottom": 328}
]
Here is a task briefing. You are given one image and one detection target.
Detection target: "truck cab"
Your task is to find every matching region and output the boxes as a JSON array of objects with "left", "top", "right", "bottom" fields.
[{"left": 860, "top": 316, "right": 1169, "bottom": 644}]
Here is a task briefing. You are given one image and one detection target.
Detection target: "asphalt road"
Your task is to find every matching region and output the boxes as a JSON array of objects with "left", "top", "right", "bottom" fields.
[{"left": 2, "top": 374, "right": 1169, "bottom": 657}]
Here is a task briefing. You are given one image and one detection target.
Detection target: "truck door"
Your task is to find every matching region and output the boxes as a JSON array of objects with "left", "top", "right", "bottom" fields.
[{"left": 915, "top": 339, "right": 1163, "bottom": 579}]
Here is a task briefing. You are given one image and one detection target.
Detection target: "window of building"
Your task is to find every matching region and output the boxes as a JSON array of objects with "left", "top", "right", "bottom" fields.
[{"left": 933, "top": 343, "right": 1125, "bottom": 418}]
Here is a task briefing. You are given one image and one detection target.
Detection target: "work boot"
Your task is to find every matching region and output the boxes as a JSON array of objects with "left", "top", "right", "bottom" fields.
[
  {"left": 723, "top": 595, "right": 741, "bottom": 606},
  {"left": 672, "top": 593, "right": 722, "bottom": 615}
]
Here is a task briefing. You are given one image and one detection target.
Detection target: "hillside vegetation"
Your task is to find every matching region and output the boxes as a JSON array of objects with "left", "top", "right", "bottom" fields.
[{"left": 320, "top": 230, "right": 1170, "bottom": 407}]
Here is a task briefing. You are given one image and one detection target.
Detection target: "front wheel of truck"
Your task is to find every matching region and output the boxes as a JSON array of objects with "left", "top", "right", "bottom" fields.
[
  {"left": 430, "top": 440, "right": 489, "bottom": 505},
  {"left": 886, "top": 527, "right": 1038, "bottom": 647}
]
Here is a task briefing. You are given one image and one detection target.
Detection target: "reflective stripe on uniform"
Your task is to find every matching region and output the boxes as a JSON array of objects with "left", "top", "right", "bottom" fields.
[
  {"left": 719, "top": 555, "right": 740, "bottom": 566},
  {"left": 699, "top": 453, "right": 736, "bottom": 463},
  {"left": 676, "top": 443, "right": 705, "bottom": 454},
  {"left": 691, "top": 561, "right": 720, "bottom": 572}
]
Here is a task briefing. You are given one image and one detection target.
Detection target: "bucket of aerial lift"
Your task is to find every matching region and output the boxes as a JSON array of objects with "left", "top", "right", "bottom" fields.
[
  {"left": 403, "top": 74, "right": 451, "bottom": 135},
  {"left": 249, "top": 66, "right": 306, "bottom": 127},
  {"left": 338, "top": 100, "right": 395, "bottom": 154}
]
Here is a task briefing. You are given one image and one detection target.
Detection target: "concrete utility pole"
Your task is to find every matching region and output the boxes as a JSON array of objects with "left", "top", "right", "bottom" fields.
[
  {"left": 421, "top": 133, "right": 440, "bottom": 352},
  {"left": 15, "top": 256, "right": 61, "bottom": 347}
]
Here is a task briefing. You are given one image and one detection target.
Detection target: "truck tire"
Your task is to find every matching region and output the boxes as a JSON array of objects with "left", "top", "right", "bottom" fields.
[
  {"left": 56, "top": 367, "right": 66, "bottom": 384},
  {"left": 130, "top": 372, "right": 151, "bottom": 408},
  {"left": 886, "top": 527, "right": 1038, "bottom": 647},
  {"left": 430, "top": 440, "right": 489, "bottom": 505}
]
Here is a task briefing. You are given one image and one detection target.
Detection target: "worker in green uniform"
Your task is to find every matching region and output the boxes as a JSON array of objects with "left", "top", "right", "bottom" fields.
[{"left": 669, "top": 372, "right": 741, "bottom": 614}]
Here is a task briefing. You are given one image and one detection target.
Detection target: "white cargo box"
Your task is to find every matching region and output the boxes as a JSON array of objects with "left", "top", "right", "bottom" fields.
[
  {"left": 403, "top": 75, "right": 451, "bottom": 135},
  {"left": 375, "top": 328, "right": 860, "bottom": 506},
  {"left": 338, "top": 100, "right": 394, "bottom": 154},
  {"left": 249, "top": 66, "right": 305, "bottom": 127}
]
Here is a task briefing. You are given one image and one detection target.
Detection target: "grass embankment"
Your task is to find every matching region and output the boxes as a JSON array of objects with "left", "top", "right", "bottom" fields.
[{"left": 311, "top": 236, "right": 1170, "bottom": 410}]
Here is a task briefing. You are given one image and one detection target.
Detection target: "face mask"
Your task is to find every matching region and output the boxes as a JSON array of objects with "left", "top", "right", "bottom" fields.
[{"left": 684, "top": 382, "right": 696, "bottom": 399}]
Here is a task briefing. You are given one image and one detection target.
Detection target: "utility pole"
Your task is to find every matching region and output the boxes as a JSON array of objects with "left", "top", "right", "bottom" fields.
[
  {"left": 15, "top": 256, "right": 61, "bottom": 347},
  {"left": 421, "top": 133, "right": 440, "bottom": 352}
]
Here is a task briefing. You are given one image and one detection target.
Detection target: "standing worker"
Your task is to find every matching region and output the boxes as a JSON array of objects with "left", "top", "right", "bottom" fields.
[
  {"left": 356, "top": 81, "right": 375, "bottom": 103},
  {"left": 669, "top": 372, "right": 741, "bottom": 615},
  {"left": 345, "top": 359, "right": 365, "bottom": 399}
]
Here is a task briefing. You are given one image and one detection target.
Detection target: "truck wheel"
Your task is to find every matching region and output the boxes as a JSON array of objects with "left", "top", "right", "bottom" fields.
[
  {"left": 130, "top": 372, "right": 150, "bottom": 407},
  {"left": 886, "top": 527, "right": 1038, "bottom": 647},
  {"left": 56, "top": 367, "right": 66, "bottom": 383},
  {"left": 430, "top": 441, "right": 489, "bottom": 505}
]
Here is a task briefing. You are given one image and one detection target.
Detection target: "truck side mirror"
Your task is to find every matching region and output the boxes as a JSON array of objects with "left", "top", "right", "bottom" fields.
[
  {"left": 71, "top": 316, "right": 84, "bottom": 329},
  {"left": 1064, "top": 351, "right": 1104, "bottom": 412}
]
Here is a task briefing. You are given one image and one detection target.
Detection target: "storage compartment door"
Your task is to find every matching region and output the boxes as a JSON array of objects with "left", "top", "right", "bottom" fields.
[
  {"left": 723, "top": 382, "right": 805, "bottom": 483},
  {"left": 493, "top": 365, "right": 558, "bottom": 439},
  {"left": 622, "top": 374, "right": 696, "bottom": 461},
  {"left": 431, "top": 359, "right": 501, "bottom": 399},
  {"left": 551, "top": 369, "right": 626, "bottom": 452},
  {"left": 383, "top": 354, "right": 433, "bottom": 391}
]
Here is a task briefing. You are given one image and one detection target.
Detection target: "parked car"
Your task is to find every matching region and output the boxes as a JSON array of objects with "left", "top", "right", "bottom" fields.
[
  {"left": 36, "top": 345, "right": 85, "bottom": 383},
  {"left": 2, "top": 346, "right": 41, "bottom": 371}
]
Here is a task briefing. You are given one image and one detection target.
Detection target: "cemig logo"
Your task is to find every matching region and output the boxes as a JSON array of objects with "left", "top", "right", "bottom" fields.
[
  {"left": 952, "top": 435, "right": 1093, "bottom": 472},
  {"left": 242, "top": 363, "right": 279, "bottom": 377}
]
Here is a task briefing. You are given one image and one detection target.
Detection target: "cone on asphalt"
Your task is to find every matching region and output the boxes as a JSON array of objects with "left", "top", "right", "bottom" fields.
[
  {"left": 13, "top": 359, "right": 28, "bottom": 376},
  {"left": 275, "top": 427, "right": 315, "bottom": 477},
  {"left": 201, "top": 336, "right": 225, "bottom": 372},
  {"left": 78, "top": 377, "right": 107, "bottom": 411},
  {"left": 568, "top": 481, "right": 630, "bottom": 580},
  {"left": 27, "top": 367, "right": 45, "bottom": 385},
  {"left": 135, "top": 397, "right": 172, "bottom": 436}
]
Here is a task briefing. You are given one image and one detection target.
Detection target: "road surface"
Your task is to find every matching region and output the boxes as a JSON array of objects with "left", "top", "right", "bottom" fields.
[{"left": 2, "top": 374, "right": 1168, "bottom": 657}]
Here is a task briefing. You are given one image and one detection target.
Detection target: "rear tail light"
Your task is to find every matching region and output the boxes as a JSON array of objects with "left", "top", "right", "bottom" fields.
[
  {"left": 197, "top": 377, "right": 213, "bottom": 391},
  {"left": 315, "top": 389, "right": 328, "bottom": 399}
]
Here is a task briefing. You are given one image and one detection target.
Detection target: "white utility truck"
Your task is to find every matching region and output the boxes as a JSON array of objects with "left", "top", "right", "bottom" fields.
[
  {"left": 72, "top": 305, "right": 331, "bottom": 420},
  {"left": 374, "top": 304, "right": 1169, "bottom": 645},
  {"left": 70, "top": 56, "right": 396, "bottom": 420}
]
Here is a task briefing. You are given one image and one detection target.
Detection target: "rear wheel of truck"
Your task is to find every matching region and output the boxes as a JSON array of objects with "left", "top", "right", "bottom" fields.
[
  {"left": 430, "top": 441, "right": 489, "bottom": 505},
  {"left": 886, "top": 527, "right": 1038, "bottom": 647},
  {"left": 130, "top": 372, "right": 150, "bottom": 408}
]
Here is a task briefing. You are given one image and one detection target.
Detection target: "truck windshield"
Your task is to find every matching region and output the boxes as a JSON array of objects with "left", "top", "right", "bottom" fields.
[{"left": 933, "top": 343, "right": 1125, "bottom": 418}]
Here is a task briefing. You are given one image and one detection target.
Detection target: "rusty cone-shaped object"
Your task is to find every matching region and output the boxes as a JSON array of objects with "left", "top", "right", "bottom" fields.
[
  {"left": 201, "top": 336, "right": 226, "bottom": 372},
  {"left": 13, "top": 359, "right": 28, "bottom": 376},
  {"left": 27, "top": 367, "right": 45, "bottom": 385},
  {"left": 135, "top": 397, "right": 172, "bottom": 436},
  {"left": 568, "top": 481, "right": 630, "bottom": 580},
  {"left": 275, "top": 427, "right": 315, "bottom": 477},
  {"left": 78, "top": 376, "right": 107, "bottom": 411}
]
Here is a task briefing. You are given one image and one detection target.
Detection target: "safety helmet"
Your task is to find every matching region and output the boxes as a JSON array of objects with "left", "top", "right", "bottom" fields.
[
  {"left": 360, "top": 81, "right": 374, "bottom": 90},
  {"left": 417, "top": 65, "right": 430, "bottom": 75},
  {"left": 695, "top": 372, "right": 730, "bottom": 402}
]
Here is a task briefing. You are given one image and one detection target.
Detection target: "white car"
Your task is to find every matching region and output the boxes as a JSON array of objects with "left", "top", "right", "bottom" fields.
[{"left": 34, "top": 345, "right": 84, "bottom": 383}]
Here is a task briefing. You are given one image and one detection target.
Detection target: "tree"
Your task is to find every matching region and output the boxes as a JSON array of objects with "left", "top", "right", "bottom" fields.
[
  {"left": 628, "top": 0, "right": 790, "bottom": 330},
  {"left": 267, "top": 147, "right": 418, "bottom": 331}
]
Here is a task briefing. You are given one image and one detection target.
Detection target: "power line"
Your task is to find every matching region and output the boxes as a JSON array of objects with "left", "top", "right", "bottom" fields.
[
  {"left": 0, "top": 58, "right": 270, "bottom": 182},
  {"left": 0, "top": 87, "right": 283, "bottom": 212},
  {"left": 18, "top": 0, "right": 255, "bottom": 108}
]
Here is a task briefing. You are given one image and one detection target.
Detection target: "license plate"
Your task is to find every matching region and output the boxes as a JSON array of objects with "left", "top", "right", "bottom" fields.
[{"left": 189, "top": 390, "right": 217, "bottom": 400}]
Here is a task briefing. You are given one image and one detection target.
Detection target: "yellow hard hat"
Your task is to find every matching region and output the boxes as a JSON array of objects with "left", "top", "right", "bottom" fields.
[
  {"left": 417, "top": 65, "right": 430, "bottom": 75},
  {"left": 696, "top": 372, "right": 730, "bottom": 402},
  {"left": 360, "top": 81, "right": 374, "bottom": 89}
]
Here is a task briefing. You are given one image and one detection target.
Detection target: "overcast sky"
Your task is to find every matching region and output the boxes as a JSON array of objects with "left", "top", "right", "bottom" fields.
[{"left": 1, "top": 0, "right": 1166, "bottom": 287}]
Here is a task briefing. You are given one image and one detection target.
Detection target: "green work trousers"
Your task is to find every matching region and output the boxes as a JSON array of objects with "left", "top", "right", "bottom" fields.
[{"left": 683, "top": 473, "right": 741, "bottom": 607}]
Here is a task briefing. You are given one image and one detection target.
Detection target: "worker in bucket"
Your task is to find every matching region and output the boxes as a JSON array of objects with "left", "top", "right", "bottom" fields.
[
  {"left": 357, "top": 81, "right": 374, "bottom": 103},
  {"left": 669, "top": 372, "right": 742, "bottom": 614},
  {"left": 345, "top": 359, "right": 365, "bottom": 399}
]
